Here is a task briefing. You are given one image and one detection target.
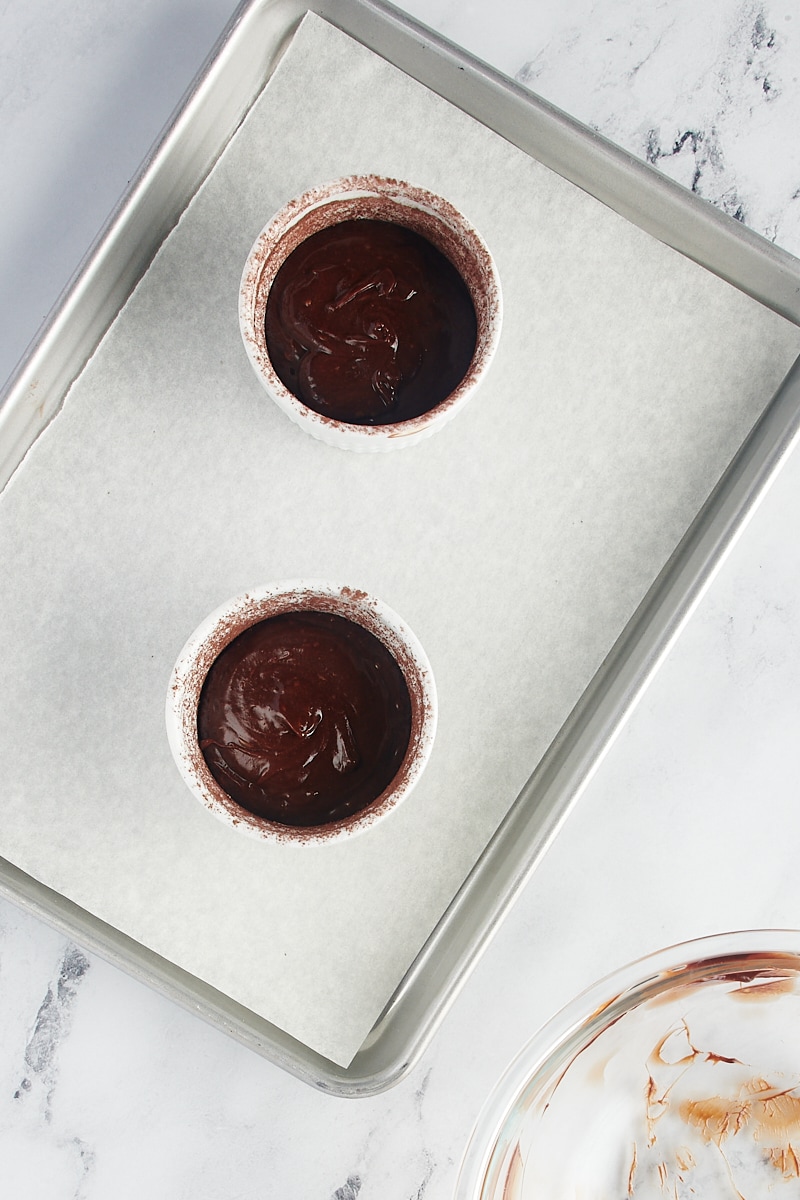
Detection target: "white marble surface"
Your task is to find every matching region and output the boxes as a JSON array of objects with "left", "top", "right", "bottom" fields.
[{"left": 2, "top": 1, "right": 800, "bottom": 1197}]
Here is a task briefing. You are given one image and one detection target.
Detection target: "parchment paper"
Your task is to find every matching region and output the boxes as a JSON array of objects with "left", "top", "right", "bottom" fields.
[{"left": 1, "top": 14, "right": 799, "bottom": 1066}]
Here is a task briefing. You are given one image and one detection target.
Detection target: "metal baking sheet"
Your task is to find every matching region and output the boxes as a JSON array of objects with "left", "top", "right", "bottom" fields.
[{"left": 2, "top": 0, "right": 800, "bottom": 1094}]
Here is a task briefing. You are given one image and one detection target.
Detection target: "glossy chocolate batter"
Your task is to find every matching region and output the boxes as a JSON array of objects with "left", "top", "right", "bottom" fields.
[
  {"left": 265, "top": 219, "right": 477, "bottom": 424},
  {"left": 197, "top": 611, "right": 413, "bottom": 827}
]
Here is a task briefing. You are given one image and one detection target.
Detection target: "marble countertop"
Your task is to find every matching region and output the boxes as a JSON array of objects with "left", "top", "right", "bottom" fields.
[{"left": 2, "top": 1, "right": 800, "bottom": 1196}]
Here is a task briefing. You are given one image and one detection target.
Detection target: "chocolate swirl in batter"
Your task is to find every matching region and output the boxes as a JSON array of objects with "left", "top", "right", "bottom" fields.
[
  {"left": 265, "top": 219, "right": 477, "bottom": 424},
  {"left": 197, "top": 611, "right": 412, "bottom": 827}
]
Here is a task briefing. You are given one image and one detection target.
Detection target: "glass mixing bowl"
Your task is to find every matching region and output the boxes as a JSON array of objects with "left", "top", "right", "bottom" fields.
[{"left": 457, "top": 931, "right": 800, "bottom": 1200}]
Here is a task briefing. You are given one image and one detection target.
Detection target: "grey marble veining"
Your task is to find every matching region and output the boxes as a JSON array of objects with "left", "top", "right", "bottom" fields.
[
  {"left": 15, "top": 946, "right": 91, "bottom": 1111},
  {"left": 405, "top": 0, "right": 800, "bottom": 256},
  {"left": 0, "top": 920, "right": 95, "bottom": 1198},
  {"left": 519, "top": 0, "right": 800, "bottom": 253}
]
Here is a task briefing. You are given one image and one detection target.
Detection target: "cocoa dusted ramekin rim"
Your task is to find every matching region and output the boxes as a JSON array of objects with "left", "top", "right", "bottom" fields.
[
  {"left": 239, "top": 176, "right": 502, "bottom": 451},
  {"left": 166, "top": 581, "right": 438, "bottom": 843}
]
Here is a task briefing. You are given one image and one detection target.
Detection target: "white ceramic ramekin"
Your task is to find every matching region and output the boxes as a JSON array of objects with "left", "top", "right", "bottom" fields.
[
  {"left": 239, "top": 175, "right": 502, "bottom": 451},
  {"left": 166, "top": 581, "right": 437, "bottom": 843}
]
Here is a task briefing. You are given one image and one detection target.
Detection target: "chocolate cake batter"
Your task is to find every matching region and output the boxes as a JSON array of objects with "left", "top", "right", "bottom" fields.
[
  {"left": 265, "top": 219, "right": 477, "bottom": 424},
  {"left": 197, "top": 611, "right": 413, "bottom": 827}
]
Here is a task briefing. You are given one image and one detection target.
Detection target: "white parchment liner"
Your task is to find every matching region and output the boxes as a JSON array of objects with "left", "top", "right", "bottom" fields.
[{"left": 1, "top": 15, "right": 799, "bottom": 1066}]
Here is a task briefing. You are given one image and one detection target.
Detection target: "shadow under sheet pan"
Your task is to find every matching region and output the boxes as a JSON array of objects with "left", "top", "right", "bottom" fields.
[{"left": 1, "top": 0, "right": 800, "bottom": 1099}]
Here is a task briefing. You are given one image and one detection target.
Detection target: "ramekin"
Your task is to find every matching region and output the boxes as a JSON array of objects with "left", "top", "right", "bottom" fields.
[
  {"left": 239, "top": 175, "right": 502, "bottom": 451},
  {"left": 166, "top": 581, "right": 437, "bottom": 843}
]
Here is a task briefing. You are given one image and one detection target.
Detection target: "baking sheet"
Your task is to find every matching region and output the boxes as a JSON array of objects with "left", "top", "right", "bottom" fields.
[{"left": 1, "top": 13, "right": 799, "bottom": 1067}]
